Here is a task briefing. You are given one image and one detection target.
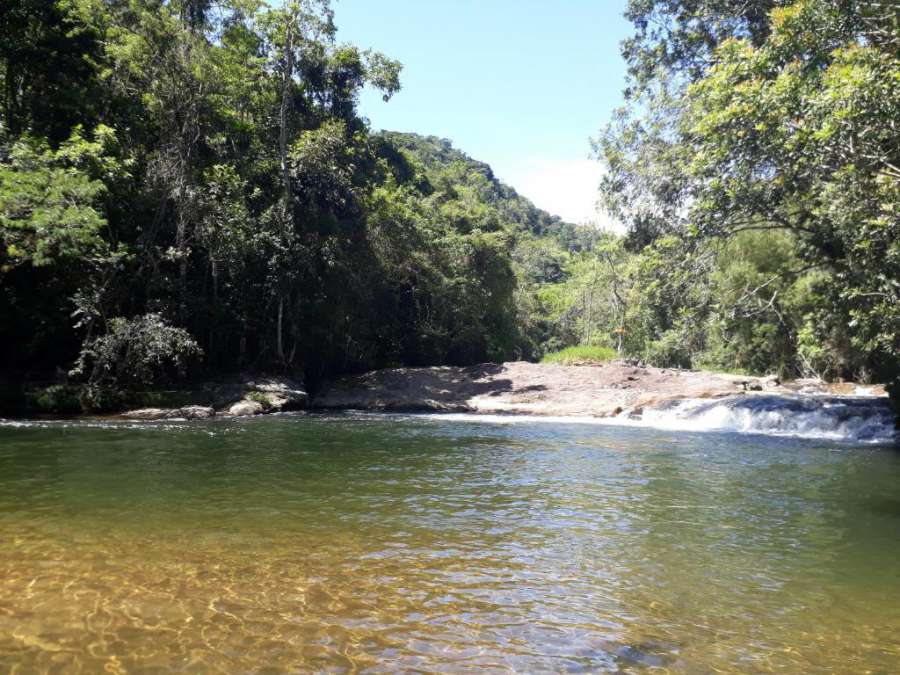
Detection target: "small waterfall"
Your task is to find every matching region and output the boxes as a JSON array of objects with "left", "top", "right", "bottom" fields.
[
  {"left": 426, "top": 394, "right": 896, "bottom": 444},
  {"left": 638, "top": 394, "right": 897, "bottom": 443}
]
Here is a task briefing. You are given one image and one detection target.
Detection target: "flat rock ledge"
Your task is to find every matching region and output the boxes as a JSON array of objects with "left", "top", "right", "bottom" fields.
[{"left": 312, "top": 360, "right": 871, "bottom": 418}]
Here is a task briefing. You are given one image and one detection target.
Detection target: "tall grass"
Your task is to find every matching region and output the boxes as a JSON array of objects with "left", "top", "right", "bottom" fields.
[{"left": 541, "top": 346, "right": 617, "bottom": 365}]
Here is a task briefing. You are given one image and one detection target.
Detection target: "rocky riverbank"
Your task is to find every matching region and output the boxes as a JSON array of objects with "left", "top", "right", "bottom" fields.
[
  {"left": 9, "top": 362, "right": 894, "bottom": 436},
  {"left": 312, "top": 360, "right": 888, "bottom": 418},
  {"left": 120, "top": 377, "right": 309, "bottom": 419},
  {"left": 12, "top": 376, "right": 307, "bottom": 419}
]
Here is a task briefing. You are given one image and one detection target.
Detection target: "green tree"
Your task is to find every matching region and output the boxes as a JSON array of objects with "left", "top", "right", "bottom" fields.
[
  {"left": 0, "top": 132, "right": 110, "bottom": 271},
  {"left": 599, "top": 0, "right": 899, "bottom": 384}
]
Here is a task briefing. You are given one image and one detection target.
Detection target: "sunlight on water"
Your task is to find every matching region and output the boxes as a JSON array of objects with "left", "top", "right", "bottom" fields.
[{"left": 1, "top": 414, "right": 899, "bottom": 672}]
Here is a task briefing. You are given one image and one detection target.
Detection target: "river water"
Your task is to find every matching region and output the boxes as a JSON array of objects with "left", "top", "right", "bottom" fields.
[{"left": 1, "top": 413, "right": 898, "bottom": 672}]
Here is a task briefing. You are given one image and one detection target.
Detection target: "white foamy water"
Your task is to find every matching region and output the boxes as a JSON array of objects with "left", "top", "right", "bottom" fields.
[
  {"left": 638, "top": 395, "right": 896, "bottom": 443},
  {"left": 2, "top": 394, "right": 896, "bottom": 444},
  {"left": 427, "top": 394, "right": 898, "bottom": 444}
]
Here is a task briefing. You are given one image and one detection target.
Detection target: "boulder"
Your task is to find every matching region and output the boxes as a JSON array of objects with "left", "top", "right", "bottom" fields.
[
  {"left": 246, "top": 377, "right": 308, "bottom": 412},
  {"left": 206, "top": 382, "right": 248, "bottom": 409},
  {"left": 179, "top": 405, "right": 216, "bottom": 419},
  {"left": 123, "top": 406, "right": 214, "bottom": 420},
  {"left": 224, "top": 399, "right": 263, "bottom": 416},
  {"left": 205, "top": 375, "right": 308, "bottom": 416},
  {"left": 763, "top": 375, "right": 781, "bottom": 389},
  {"left": 122, "top": 408, "right": 170, "bottom": 420}
]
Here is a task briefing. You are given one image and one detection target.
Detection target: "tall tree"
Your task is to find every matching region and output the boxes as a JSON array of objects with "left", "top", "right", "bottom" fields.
[{"left": 598, "top": 0, "right": 900, "bottom": 381}]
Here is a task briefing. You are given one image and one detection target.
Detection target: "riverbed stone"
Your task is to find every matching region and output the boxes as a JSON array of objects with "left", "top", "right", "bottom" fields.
[
  {"left": 246, "top": 378, "right": 308, "bottom": 411},
  {"left": 123, "top": 406, "right": 215, "bottom": 420},
  {"left": 225, "top": 399, "right": 264, "bottom": 416},
  {"left": 122, "top": 408, "right": 170, "bottom": 420},
  {"left": 179, "top": 405, "right": 216, "bottom": 419}
]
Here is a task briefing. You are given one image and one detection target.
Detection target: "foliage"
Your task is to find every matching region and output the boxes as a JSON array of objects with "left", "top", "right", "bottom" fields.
[
  {"left": 246, "top": 390, "right": 273, "bottom": 411},
  {"left": 25, "top": 384, "right": 84, "bottom": 415},
  {"left": 621, "top": 0, "right": 780, "bottom": 93},
  {"left": 681, "top": 1, "right": 900, "bottom": 378},
  {"left": 541, "top": 346, "right": 617, "bottom": 365},
  {"left": 73, "top": 313, "right": 202, "bottom": 385},
  {"left": 0, "top": 130, "right": 113, "bottom": 271},
  {"left": 593, "top": 0, "right": 900, "bottom": 384},
  {"left": 1, "top": 0, "right": 895, "bottom": 395},
  {"left": 0, "top": 1, "right": 582, "bottom": 387}
]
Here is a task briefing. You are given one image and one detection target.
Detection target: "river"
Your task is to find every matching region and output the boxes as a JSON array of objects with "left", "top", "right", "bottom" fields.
[{"left": 1, "top": 413, "right": 898, "bottom": 671}]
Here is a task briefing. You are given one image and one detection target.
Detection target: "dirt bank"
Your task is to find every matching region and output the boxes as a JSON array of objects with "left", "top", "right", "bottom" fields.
[{"left": 314, "top": 360, "right": 875, "bottom": 417}]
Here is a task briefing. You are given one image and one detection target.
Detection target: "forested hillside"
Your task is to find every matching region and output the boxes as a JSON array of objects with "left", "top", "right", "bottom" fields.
[
  {"left": 0, "top": 0, "right": 583, "bottom": 394},
  {"left": 1, "top": 0, "right": 897, "bottom": 409}
]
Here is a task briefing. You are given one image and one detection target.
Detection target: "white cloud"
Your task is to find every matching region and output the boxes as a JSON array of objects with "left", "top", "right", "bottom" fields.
[{"left": 494, "top": 157, "right": 621, "bottom": 231}]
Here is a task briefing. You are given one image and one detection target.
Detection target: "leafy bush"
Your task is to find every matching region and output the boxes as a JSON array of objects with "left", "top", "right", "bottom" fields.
[
  {"left": 74, "top": 313, "right": 201, "bottom": 385},
  {"left": 26, "top": 384, "right": 84, "bottom": 414},
  {"left": 246, "top": 391, "right": 273, "bottom": 410},
  {"left": 541, "top": 345, "right": 617, "bottom": 365},
  {"left": 78, "top": 385, "right": 125, "bottom": 413},
  {"left": 641, "top": 322, "right": 700, "bottom": 370}
]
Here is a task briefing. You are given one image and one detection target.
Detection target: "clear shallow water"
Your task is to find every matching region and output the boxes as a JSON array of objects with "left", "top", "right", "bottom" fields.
[{"left": 1, "top": 414, "right": 899, "bottom": 672}]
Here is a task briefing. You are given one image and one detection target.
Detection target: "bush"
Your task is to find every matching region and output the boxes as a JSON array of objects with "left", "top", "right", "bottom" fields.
[
  {"left": 642, "top": 321, "right": 703, "bottom": 370},
  {"left": 541, "top": 345, "right": 617, "bottom": 365},
  {"left": 73, "top": 313, "right": 202, "bottom": 385},
  {"left": 79, "top": 385, "right": 125, "bottom": 413},
  {"left": 246, "top": 391, "right": 273, "bottom": 411},
  {"left": 26, "top": 384, "right": 84, "bottom": 414}
]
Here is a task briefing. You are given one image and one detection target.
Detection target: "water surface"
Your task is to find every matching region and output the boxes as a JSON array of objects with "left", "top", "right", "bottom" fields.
[{"left": 1, "top": 414, "right": 899, "bottom": 672}]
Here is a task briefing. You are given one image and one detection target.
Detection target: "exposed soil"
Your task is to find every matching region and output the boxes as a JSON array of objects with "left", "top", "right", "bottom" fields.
[{"left": 313, "top": 360, "right": 872, "bottom": 417}]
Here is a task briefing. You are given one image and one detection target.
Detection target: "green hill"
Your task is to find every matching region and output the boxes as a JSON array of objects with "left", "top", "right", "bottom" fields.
[{"left": 379, "top": 131, "right": 590, "bottom": 251}]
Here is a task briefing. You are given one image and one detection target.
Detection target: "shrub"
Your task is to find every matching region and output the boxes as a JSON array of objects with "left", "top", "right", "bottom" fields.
[
  {"left": 541, "top": 345, "right": 617, "bottom": 365},
  {"left": 26, "top": 384, "right": 84, "bottom": 414},
  {"left": 79, "top": 385, "right": 125, "bottom": 413},
  {"left": 73, "top": 313, "right": 202, "bottom": 385},
  {"left": 246, "top": 391, "right": 273, "bottom": 411}
]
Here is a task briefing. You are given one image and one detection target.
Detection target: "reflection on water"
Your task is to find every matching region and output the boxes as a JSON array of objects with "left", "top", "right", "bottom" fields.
[{"left": 1, "top": 414, "right": 899, "bottom": 672}]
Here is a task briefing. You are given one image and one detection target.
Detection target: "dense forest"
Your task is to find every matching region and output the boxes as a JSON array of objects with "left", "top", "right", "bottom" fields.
[
  {"left": 0, "top": 0, "right": 897, "bottom": 408},
  {"left": 0, "top": 0, "right": 569, "bottom": 395},
  {"left": 592, "top": 0, "right": 899, "bottom": 392}
]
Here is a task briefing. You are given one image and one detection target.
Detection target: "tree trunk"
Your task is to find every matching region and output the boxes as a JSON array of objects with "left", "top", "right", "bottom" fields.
[
  {"left": 177, "top": 209, "right": 188, "bottom": 325},
  {"left": 276, "top": 296, "right": 285, "bottom": 363},
  {"left": 209, "top": 257, "right": 218, "bottom": 362}
]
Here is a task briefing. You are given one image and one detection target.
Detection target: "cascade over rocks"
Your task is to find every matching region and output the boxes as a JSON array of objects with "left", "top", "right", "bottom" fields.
[{"left": 312, "top": 361, "right": 895, "bottom": 442}]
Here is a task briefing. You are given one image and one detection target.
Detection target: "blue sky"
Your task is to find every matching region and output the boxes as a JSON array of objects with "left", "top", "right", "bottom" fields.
[{"left": 334, "top": 0, "right": 631, "bottom": 226}]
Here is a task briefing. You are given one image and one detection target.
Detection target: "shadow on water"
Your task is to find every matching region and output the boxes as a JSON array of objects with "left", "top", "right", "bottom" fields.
[{"left": 863, "top": 496, "right": 900, "bottom": 517}]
